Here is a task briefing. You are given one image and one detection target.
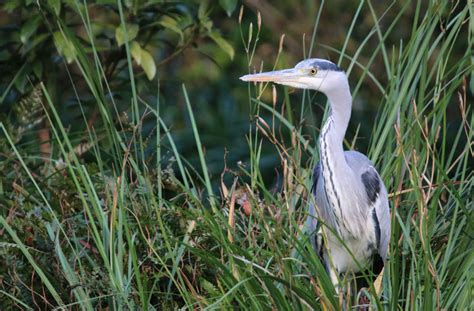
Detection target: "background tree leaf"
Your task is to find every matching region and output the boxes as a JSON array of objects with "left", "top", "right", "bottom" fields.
[
  {"left": 219, "top": 0, "right": 237, "bottom": 17},
  {"left": 115, "top": 23, "right": 139, "bottom": 47},
  {"left": 209, "top": 31, "right": 234, "bottom": 60},
  {"left": 158, "top": 16, "right": 184, "bottom": 45},
  {"left": 20, "top": 15, "right": 42, "bottom": 44},
  {"left": 140, "top": 48, "right": 156, "bottom": 80},
  {"left": 48, "top": 0, "right": 61, "bottom": 15},
  {"left": 3, "top": 0, "right": 22, "bottom": 12},
  {"left": 131, "top": 41, "right": 142, "bottom": 65}
]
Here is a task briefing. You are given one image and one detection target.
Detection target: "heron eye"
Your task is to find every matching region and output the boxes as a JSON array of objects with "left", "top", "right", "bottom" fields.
[{"left": 310, "top": 68, "right": 317, "bottom": 75}]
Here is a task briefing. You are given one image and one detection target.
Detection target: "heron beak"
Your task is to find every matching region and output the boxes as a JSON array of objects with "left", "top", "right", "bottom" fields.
[{"left": 239, "top": 68, "right": 302, "bottom": 83}]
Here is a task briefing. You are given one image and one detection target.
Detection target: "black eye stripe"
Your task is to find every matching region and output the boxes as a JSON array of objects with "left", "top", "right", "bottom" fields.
[
  {"left": 312, "top": 60, "right": 343, "bottom": 71},
  {"left": 294, "top": 58, "right": 343, "bottom": 72}
]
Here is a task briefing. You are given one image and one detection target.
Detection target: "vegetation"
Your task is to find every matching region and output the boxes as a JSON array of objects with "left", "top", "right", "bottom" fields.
[{"left": 0, "top": 0, "right": 472, "bottom": 309}]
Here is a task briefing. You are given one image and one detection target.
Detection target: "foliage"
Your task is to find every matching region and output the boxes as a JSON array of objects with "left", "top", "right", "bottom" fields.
[{"left": 0, "top": 0, "right": 473, "bottom": 310}]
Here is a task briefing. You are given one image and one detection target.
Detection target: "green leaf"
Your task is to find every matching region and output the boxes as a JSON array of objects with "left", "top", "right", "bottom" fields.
[
  {"left": 201, "top": 278, "right": 220, "bottom": 297},
  {"left": 53, "top": 31, "right": 76, "bottom": 64},
  {"left": 140, "top": 48, "right": 156, "bottom": 80},
  {"left": 48, "top": 0, "right": 61, "bottom": 15},
  {"left": 209, "top": 31, "right": 234, "bottom": 60},
  {"left": 198, "top": 1, "right": 209, "bottom": 21},
  {"left": 115, "top": 23, "right": 139, "bottom": 47},
  {"left": 20, "top": 15, "right": 41, "bottom": 44},
  {"left": 21, "top": 33, "right": 49, "bottom": 56},
  {"left": 33, "top": 61, "right": 43, "bottom": 78},
  {"left": 158, "top": 16, "right": 184, "bottom": 44},
  {"left": 219, "top": 0, "right": 237, "bottom": 17},
  {"left": 13, "top": 66, "right": 28, "bottom": 93},
  {"left": 131, "top": 41, "right": 142, "bottom": 65},
  {"left": 3, "top": 0, "right": 21, "bottom": 12}
]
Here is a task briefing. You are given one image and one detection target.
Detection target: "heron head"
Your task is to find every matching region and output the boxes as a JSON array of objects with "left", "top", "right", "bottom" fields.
[{"left": 240, "top": 58, "right": 347, "bottom": 94}]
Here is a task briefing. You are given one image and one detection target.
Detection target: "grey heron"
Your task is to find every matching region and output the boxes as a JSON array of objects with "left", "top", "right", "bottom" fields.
[{"left": 240, "top": 58, "right": 390, "bottom": 289}]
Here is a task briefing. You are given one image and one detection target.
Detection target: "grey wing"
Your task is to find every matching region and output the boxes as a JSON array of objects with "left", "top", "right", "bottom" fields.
[
  {"left": 306, "top": 163, "right": 324, "bottom": 257},
  {"left": 361, "top": 165, "right": 390, "bottom": 261}
]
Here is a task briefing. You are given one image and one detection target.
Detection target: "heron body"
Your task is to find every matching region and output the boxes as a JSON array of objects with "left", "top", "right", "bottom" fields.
[{"left": 240, "top": 59, "right": 390, "bottom": 287}]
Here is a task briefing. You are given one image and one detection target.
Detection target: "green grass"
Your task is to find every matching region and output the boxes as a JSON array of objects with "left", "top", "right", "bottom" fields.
[{"left": 1, "top": 1, "right": 473, "bottom": 310}]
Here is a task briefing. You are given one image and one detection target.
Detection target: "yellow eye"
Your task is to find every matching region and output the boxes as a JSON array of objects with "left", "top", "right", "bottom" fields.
[{"left": 310, "top": 68, "right": 317, "bottom": 75}]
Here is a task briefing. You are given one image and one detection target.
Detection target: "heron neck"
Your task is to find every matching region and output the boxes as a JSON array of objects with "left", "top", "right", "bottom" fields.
[{"left": 321, "top": 83, "right": 352, "bottom": 150}]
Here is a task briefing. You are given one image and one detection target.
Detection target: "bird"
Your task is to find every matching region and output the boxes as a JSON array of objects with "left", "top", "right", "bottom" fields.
[{"left": 240, "top": 58, "right": 390, "bottom": 290}]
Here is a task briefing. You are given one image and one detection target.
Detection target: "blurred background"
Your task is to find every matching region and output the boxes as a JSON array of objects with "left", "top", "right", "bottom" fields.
[{"left": 0, "top": 0, "right": 470, "bottom": 186}]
